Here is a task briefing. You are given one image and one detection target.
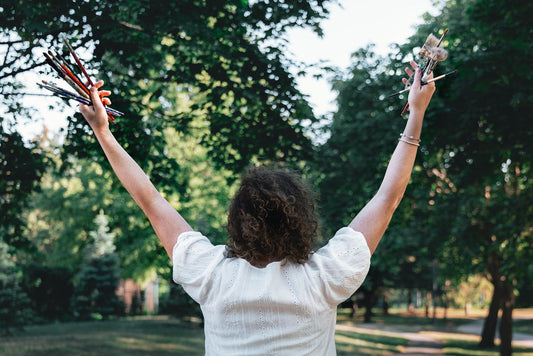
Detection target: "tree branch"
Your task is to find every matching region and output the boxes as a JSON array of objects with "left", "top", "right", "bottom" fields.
[{"left": 0, "top": 61, "right": 46, "bottom": 81}]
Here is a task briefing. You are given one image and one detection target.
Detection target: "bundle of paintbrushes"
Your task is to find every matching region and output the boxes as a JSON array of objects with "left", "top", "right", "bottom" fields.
[
  {"left": 38, "top": 35, "right": 122, "bottom": 121},
  {"left": 387, "top": 28, "right": 456, "bottom": 115}
]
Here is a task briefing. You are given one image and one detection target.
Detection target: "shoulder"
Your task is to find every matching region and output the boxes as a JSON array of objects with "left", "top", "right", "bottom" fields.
[
  {"left": 314, "top": 227, "right": 371, "bottom": 259},
  {"left": 304, "top": 227, "right": 371, "bottom": 305},
  {"left": 172, "top": 230, "right": 226, "bottom": 265}
]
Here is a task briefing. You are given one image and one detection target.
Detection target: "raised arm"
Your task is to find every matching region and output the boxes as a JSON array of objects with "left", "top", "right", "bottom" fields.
[
  {"left": 79, "top": 81, "right": 192, "bottom": 258},
  {"left": 349, "top": 62, "right": 435, "bottom": 254}
]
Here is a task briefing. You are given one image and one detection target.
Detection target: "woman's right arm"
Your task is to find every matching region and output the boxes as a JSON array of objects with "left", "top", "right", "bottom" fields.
[{"left": 79, "top": 82, "right": 192, "bottom": 258}]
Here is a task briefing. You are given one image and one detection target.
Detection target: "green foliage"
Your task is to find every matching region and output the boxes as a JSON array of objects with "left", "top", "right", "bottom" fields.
[
  {"left": 409, "top": 0, "right": 533, "bottom": 285},
  {"left": 0, "top": 0, "right": 332, "bottom": 175},
  {"left": 0, "top": 241, "right": 31, "bottom": 334},
  {"left": 22, "top": 152, "right": 134, "bottom": 272},
  {"left": 446, "top": 274, "right": 493, "bottom": 309},
  {"left": 72, "top": 211, "right": 123, "bottom": 320},
  {"left": 159, "top": 282, "right": 202, "bottom": 319},
  {"left": 0, "top": 126, "right": 46, "bottom": 249},
  {"left": 20, "top": 263, "right": 75, "bottom": 322},
  {"left": 317, "top": 0, "right": 533, "bottom": 325}
]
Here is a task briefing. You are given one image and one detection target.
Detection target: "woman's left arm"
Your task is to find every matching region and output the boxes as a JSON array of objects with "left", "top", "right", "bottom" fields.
[{"left": 349, "top": 62, "right": 435, "bottom": 254}]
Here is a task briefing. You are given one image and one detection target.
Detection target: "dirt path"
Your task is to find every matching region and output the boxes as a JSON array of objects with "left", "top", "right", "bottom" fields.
[
  {"left": 339, "top": 323, "right": 444, "bottom": 355},
  {"left": 457, "top": 317, "right": 533, "bottom": 348},
  {"left": 349, "top": 312, "right": 533, "bottom": 355},
  {"left": 390, "top": 331, "right": 444, "bottom": 355}
]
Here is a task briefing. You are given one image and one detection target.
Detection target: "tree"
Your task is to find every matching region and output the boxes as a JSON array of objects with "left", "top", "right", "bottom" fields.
[
  {"left": 22, "top": 125, "right": 235, "bottom": 280},
  {"left": 72, "top": 210, "right": 123, "bottom": 320},
  {"left": 316, "top": 45, "right": 439, "bottom": 321},
  {"left": 0, "top": 126, "right": 46, "bottom": 249},
  {"left": 0, "top": 241, "right": 31, "bottom": 334},
  {"left": 404, "top": 1, "right": 533, "bottom": 353},
  {"left": 0, "top": 0, "right": 333, "bottom": 177},
  {"left": 318, "top": 6, "right": 533, "bottom": 348}
]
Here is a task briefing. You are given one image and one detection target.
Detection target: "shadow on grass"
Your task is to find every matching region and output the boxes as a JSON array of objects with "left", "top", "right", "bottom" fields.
[
  {"left": 335, "top": 329, "right": 409, "bottom": 356},
  {"left": 0, "top": 316, "right": 205, "bottom": 356},
  {"left": 515, "top": 319, "right": 533, "bottom": 335},
  {"left": 442, "top": 338, "right": 533, "bottom": 356},
  {"left": 1, "top": 313, "right": 531, "bottom": 355},
  {"left": 337, "top": 308, "right": 475, "bottom": 333}
]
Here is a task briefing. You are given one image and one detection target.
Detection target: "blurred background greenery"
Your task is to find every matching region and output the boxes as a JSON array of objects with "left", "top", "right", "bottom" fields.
[{"left": 1, "top": 0, "right": 532, "bottom": 355}]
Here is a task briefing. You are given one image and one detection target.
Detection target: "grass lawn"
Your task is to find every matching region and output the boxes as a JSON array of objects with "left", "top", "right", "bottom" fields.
[
  {"left": 0, "top": 315, "right": 409, "bottom": 356},
  {"left": 0, "top": 310, "right": 532, "bottom": 355},
  {"left": 516, "top": 319, "right": 533, "bottom": 335},
  {"left": 335, "top": 326, "right": 410, "bottom": 355},
  {"left": 440, "top": 336, "right": 533, "bottom": 356},
  {"left": 0, "top": 316, "right": 205, "bottom": 356}
]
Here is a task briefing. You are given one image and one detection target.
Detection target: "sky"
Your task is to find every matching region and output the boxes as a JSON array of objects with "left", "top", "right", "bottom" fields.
[
  {"left": 17, "top": 0, "right": 438, "bottom": 141},
  {"left": 285, "top": 0, "right": 438, "bottom": 117}
]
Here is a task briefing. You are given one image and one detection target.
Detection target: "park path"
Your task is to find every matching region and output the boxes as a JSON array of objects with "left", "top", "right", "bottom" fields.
[
  {"left": 349, "top": 323, "right": 444, "bottom": 355},
  {"left": 457, "top": 316, "right": 533, "bottom": 348},
  {"left": 389, "top": 331, "right": 444, "bottom": 355},
  {"left": 350, "top": 312, "right": 533, "bottom": 355}
]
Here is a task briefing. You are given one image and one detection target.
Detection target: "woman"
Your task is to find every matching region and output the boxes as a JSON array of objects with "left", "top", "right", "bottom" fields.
[{"left": 80, "top": 61, "right": 434, "bottom": 355}]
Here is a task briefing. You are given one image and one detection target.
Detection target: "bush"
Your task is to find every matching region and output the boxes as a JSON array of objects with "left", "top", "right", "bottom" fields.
[
  {"left": 0, "top": 241, "right": 31, "bottom": 334},
  {"left": 159, "top": 282, "right": 202, "bottom": 320},
  {"left": 21, "top": 263, "right": 75, "bottom": 322}
]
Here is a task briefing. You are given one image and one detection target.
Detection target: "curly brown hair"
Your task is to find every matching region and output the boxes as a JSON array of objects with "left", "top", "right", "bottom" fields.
[{"left": 225, "top": 165, "right": 319, "bottom": 266}]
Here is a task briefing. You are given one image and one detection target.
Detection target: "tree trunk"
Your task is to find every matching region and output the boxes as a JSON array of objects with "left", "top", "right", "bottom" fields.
[
  {"left": 465, "top": 302, "right": 471, "bottom": 316},
  {"left": 350, "top": 294, "right": 358, "bottom": 319},
  {"left": 480, "top": 254, "right": 503, "bottom": 348},
  {"left": 363, "top": 290, "right": 377, "bottom": 323},
  {"left": 499, "top": 284, "right": 515, "bottom": 356},
  {"left": 382, "top": 290, "right": 389, "bottom": 315},
  {"left": 407, "top": 289, "right": 414, "bottom": 313},
  {"left": 425, "top": 291, "right": 431, "bottom": 318}
]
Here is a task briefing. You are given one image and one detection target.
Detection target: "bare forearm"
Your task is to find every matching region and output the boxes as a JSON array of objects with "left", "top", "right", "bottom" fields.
[
  {"left": 79, "top": 83, "right": 192, "bottom": 259},
  {"left": 349, "top": 110, "right": 424, "bottom": 253},
  {"left": 377, "top": 110, "right": 424, "bottom": 205},
  {"left": 92, "top": 128, "right": 191, "bottom": 257},
  {"left": 349, "top": 64, "right": 435, "bottom": 254},
  {"left": 94, "top": 129, "right": 159, "bottom": 210}
]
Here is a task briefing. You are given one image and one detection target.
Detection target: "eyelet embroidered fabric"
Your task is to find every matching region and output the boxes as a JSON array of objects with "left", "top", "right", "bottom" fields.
[{"left": 172, "top": 227, "right": 371, "bottom": 355}]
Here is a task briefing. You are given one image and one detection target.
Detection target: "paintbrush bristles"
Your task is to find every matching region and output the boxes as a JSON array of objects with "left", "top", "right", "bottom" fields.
[
  {"left": 397, "top": 28, "right": 451, "bottom": 116},
  {"left": 418, "top": 33, "right": 447, "bottom": 61},
  {"left": 423, "top": 45, "right": 448, "bottom": 61}
]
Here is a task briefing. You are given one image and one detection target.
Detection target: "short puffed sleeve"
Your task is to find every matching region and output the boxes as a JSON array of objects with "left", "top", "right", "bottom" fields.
[
  {"left": 172, "top": 231, "right": 227, "bottom": 304},
  {"left": 306, "top": 227, "right": 371, "bottom": 306}
]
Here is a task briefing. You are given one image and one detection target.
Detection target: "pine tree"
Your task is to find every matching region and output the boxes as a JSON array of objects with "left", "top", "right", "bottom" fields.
[
  {"left": 0, "top": 240, "right": 31, "bottom": 334},
  {"left": 72, "top": 211, "right": 123, "bottom": 320}
]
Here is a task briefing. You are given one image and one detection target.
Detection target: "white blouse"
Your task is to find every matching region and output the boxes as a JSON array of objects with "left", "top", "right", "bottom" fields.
[{"left": 172, "top": 227, "right": 371, "bottom": 355}]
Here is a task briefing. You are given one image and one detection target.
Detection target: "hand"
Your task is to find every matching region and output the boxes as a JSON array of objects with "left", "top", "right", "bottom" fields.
[
  {"left": 402, "top": 61, "right": 436, "bottom": 114},
  {"left": 79, "top": 80, "right": 112, "bottom": 133}
]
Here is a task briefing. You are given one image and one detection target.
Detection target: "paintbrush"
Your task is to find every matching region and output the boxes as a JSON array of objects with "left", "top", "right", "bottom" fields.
[
  {"left": 38, "top": 82, "right": 124, "bottom": 117},
  {"left": 61, "top": 34, "right": 95, "bottom": 87},
  {"left": 49, "top": 50, "right": 90, "bottom": 96},
  {"left": 38, "top": 34, "right": 122, "bottom": 121},
  {"left": 43, "top": 52, "right": 89, "bottom": 98},
  {"left": 400, "top": 29, "right": 450, "bottom": 115},
  {"left": 38, "top": 81, "right": 124, "bottom": 116},
  {"left": 386, "top": 70, "right": 457, "bottom": 98}
]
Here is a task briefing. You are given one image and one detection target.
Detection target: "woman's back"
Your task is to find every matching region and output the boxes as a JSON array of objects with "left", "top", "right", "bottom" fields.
[{"left": 173, "top": 228, "right": 371, "bottom": 355}]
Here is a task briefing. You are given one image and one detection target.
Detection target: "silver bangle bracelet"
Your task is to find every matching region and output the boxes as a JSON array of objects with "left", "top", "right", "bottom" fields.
[
  {"left": 400, "top": 133, "right": 421, "bottom": 142},
  {"left": 398, "top": 138, "right": 420, "bottom": 147}
]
